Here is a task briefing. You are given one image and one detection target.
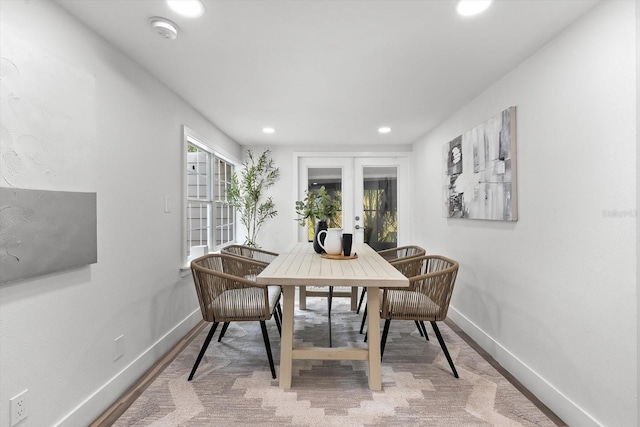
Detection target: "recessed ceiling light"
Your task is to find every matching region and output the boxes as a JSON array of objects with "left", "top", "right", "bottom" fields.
[
  {"left": 262, "top": 127, "right": 275, "bottom": 134},
  {"left": 456, "top": 0, "right": 492, "bottom": 17},
  {"left": 167, "top": 0, "right": 205, "bottom": 18},
  {"left": 378, "top": 127, "right": 391, "bottom": 134},
  {"left": 149, "top": 17, "right": 179, "bottom": 39}
]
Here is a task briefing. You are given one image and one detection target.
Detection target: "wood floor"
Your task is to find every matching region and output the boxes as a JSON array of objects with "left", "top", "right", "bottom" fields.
[
  {"left": 92, "top": 318, "right": 567, "bottom": 426},
  {"left": 90, "top": 321, "right": 208, "bottom": 427},
  {"left": 444, "top": 319, "right": 567, "bottom": 426}
]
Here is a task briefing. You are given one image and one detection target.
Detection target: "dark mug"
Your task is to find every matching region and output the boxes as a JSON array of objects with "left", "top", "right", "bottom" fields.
[{"left": 342, "top": 233, "right": 353, "bottom": 256}]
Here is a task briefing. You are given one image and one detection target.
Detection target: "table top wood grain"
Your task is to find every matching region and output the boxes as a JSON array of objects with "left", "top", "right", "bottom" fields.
[{"left": 257, "top": 242, "right": 409, "bottom": 288}]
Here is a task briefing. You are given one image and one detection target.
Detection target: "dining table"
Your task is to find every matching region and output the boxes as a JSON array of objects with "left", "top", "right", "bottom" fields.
[{"left": 256, "top": 242, "right": 409, "bottom": 391}]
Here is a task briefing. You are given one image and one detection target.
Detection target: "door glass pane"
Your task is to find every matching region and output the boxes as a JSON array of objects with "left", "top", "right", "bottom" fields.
[
  {"left": 307, "top": 168, "right": 342, "bottom": 240},
  {"left": 362, "top": 167, "right": 397, "bottom": 251}
]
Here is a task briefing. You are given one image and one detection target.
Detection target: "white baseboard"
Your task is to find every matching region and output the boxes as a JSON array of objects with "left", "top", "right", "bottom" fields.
[
  {"left": 53, "top": 308, "right": 202, "bottom": 427},
  {"left": 447, "top": 306, "right": 602, "bottom": 427}
]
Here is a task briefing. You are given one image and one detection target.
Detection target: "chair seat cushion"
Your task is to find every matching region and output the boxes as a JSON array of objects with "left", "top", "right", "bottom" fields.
[
  {"left": 210, "top": 286, "right": 281, "bottom": 322},
  {"left": 267, "top": 285, "right": 281, "bottom": 313},
  {"left": 381, "top": 289, "right": 441, "bottom": 320}
]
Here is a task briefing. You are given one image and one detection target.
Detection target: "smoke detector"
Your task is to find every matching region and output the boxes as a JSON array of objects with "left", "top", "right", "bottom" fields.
[{"left": 149, "top": 17, "right": 179, "bottom": 40}]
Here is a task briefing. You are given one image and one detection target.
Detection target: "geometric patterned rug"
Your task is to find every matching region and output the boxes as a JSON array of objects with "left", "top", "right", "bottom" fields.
[{"left": 113, "top": 293, "right": 559, "bottom": 426}]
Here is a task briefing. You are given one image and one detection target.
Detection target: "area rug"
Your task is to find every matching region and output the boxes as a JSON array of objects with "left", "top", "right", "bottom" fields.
[{"left": 114, "top": 294, "right": 558, "bottom": 426}]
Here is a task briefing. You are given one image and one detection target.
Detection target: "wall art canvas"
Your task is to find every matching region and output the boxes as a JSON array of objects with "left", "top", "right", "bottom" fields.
[
  {"left": 1, "top": 31, "right": 97, "bottom": 284},
  {"left": 0, "top": 188, "right": 97, "bottom": 284},
  {"left": 443, "top": 106, "right": 517, "bottom": 221}
]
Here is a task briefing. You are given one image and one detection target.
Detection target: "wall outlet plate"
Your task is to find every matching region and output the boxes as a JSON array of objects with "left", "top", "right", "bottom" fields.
[{"left": 10, "top": 389, "right": 28, "bottom": 426}]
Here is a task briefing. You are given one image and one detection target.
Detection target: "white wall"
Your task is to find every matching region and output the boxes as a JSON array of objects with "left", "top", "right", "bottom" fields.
[
  {"left": 636, "top": 2, "right": 640, "bottom": 420},
  {"left": 636, "top": 2, "right": 640, "bottom": 424},
  {"left": 0, "top": 1, "right": 240, "bottom": 426},
  {"left": 1, "top": 1, "right": 635, "bottom": 426},
  {"left": 411, "top": 2, "right": 636, "bottom": 426}
]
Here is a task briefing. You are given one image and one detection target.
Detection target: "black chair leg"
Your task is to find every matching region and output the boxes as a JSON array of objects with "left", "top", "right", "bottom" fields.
[
  {"left": 328, "top": 286, "right": 333, "bottom": 347},
  {"left": 276, "top": 301, "right": 283, "bottom": 322},
  {"left": 260, "top": 320, "right": 277, "bottom": 379},
  {"left": 218, "top": 322, "right": 230, "bottom": 342},
  {"left": 431, "top": 321, "right": 458, "bottom": 378},
  {"left": 356, "top": 287, "right": 367, "bottom": 313},
  {"left": 419, "top": 321, "right": 429, "bottom": 341},
  {"left": 360, "top": 305, "right": 368, "bottom": 334},
  {"left": 380, "top": 319, "right": 391, "bottom": 360},
  {"left": 273, "top": 305, "right": 282, "bottom": 336},
  {"left": 188, "top": 322, "right": 219, "bottom": 381},
  {"left": 415, "top": 320, "right": 424, "bottom": 337}
]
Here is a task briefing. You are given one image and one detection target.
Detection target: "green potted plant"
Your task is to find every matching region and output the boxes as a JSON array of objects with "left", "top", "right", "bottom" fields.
[
  {"left": 226, "top": 149, "right": 280, "bottom": 247},
  {"left": 295, "top": 185, "right": 339, "bottom": 253}
]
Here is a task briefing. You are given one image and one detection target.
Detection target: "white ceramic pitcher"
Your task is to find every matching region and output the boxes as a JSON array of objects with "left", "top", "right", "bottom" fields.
[{"left": 317, "top": 228, "right": 343, "bottom": 255}]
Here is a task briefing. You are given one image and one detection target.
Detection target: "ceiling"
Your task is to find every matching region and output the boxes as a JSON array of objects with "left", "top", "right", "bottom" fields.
[{"left": 56, "top": 0, "right": 601, "bottom": 147}]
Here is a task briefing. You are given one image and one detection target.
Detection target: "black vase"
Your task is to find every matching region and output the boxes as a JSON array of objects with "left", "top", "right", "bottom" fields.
[{"left": 313, "top": 221, "right": 328, "bottom": 253}]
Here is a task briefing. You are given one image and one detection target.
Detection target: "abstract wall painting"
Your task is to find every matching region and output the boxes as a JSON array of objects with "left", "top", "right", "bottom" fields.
[
  {"left": 443, "top": 106, "right": 517, "bottom": 221},
  {"left": 0, "top": 188, "right": 97, "bottom": 284},
  {"left": 1, "top": 32, "right": 97, "bottom": 284}
]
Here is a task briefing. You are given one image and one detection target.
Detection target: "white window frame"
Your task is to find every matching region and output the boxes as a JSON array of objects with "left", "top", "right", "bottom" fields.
[
  {"left": 213, "top": 155, "right": 236, "bottom": 250},
  {"left": 182, "top": 126, "right": 238, "bottom": 266}
]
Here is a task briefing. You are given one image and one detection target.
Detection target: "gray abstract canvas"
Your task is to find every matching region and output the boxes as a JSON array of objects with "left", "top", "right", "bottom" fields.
[
  {"left": 443, "top": 106, "right": 518, "bottom": 221},
  {"left": 0, "top": 188, "right": 97, "bottom": 284}
]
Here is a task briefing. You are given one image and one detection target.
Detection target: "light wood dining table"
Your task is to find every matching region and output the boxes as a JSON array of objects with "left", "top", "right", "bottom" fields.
[{"left": 256, "top": 242, "right": 409, "bottom": 390}]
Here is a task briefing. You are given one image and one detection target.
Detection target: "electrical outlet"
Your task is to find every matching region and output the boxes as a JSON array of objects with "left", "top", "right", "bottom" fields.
[{"left": 10, "top": 389, "right": 28, "bottom": 426}]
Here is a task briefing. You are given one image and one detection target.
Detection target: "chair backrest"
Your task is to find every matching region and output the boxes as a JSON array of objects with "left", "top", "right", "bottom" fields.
[
  {"left": 221, "top": 245, "right": 279, "bottom": 265},
  {"left": 385, "top": 255, "right": 459, "bottom": 321},
  {"left": 190, "top": 254, "right": 270, "bottom": 323},
  {"left": 378, "top": 245, "right": 426, "bottom": 263}
]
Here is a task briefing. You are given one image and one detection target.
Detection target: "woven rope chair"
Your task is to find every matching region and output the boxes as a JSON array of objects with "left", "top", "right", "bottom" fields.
[
  {"left": 221, "top": 244, "right": 279, "bottom": 265},
  {"left": 379, "top": 254, "right": 460, "bottom": 378},
  {"left": 359, "top": 245, "right": 426, "bottom": 335},
  {"left": 376, "top": 245, "right": 428, "bottom": 262},
  {"left": 219, "top": 245, "right": 282, "bottom": 341},
  {"left": 188, "top": 254, "right": 282, "bottom": 380},
  {"left": 222, "top": 246, "right": 341, "bottom": 349}
]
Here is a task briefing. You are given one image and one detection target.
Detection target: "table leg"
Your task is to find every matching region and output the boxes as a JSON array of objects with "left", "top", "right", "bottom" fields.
[
  {"left": 299, "top": 285, "right": 307, "bottom": 310},
  {"left": 366, "top": 286, "right": 382, "bottom": 391},
  {"left": 350, "top": 287, "right": 358, "bottom": 311},
  {"left": 279, "top": 286, "right": 295, "bottom": 389}
]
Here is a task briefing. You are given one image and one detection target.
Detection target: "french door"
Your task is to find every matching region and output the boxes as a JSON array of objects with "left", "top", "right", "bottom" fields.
[{"left": 297, "top": 155, "right": 407, "bottom": 250}]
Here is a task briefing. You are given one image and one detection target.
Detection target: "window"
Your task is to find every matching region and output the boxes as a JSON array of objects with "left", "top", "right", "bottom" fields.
[
  {"left": 184, "top": 129, "right": 235, "bottom": 262},
  {"left": 214, "top": 156, "right": 234, "bottom": 247}
]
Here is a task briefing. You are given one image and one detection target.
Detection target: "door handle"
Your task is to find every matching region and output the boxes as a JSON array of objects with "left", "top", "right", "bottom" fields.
[{"left": 355, "top": 225, "right": 361, "bottom": 230}]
